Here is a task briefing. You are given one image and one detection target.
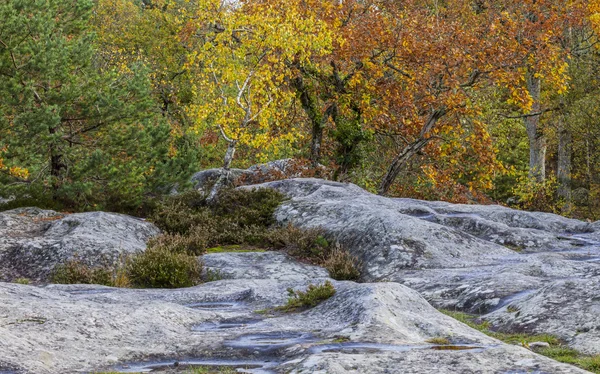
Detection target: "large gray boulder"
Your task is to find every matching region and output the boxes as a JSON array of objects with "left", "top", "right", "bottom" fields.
[
  {"left": 190, "top": 167, "right": 250, "bottom": 193},
  {"left": 0, "top": 207, "right": 159, "bottom": 282},
  {"left": 0, "top": 271, "right": 587, "bottom": 374},
  {"left": 190, "top": 159, "right": 318, "bottom": 193},
  {"left": 249, "top": 178, "right": 600, "bottom": 355}
]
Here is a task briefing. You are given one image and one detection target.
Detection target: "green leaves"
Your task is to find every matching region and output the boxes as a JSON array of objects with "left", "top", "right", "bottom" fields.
[{"left": 0, "top": 0, "right": 191, "bottom": 212}]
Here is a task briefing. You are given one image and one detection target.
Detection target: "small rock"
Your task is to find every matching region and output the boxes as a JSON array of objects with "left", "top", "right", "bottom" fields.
[{"left": 528, "top": 341, "right": 550, "bottom": 350}]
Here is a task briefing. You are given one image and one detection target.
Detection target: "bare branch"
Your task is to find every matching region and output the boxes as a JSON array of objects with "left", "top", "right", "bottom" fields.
[{"left": 218, "top": 124, "right": 234, "bottom": 143}]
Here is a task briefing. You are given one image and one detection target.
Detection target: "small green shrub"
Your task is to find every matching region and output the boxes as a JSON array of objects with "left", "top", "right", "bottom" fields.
[
  {"left": 51, "top": 259, "right": 113, "bottom": 286},
  {"left": 268, "top": 224, "right": 330, "bottom": 261},
  {"left": 14, "top": 277, "right": 31, "bottom": 285},
  {"left": 323, "top": 245, "right": 361, "bottom": 281},
  {"left": 147, "top": 231, "right": 210, "bottom": 256},
  {"left": 213, "top": 188, "right": 285, "bottom": 228},
  {"left": 203, "top": 268, "right": 225, "bottom": 282},
  {"left": 149, "top": 188, "right": 284, "bottom": 235},
  {"left": 149, "top": 188, "right": 285, "bottom": 250},
  {"left": 277, "top": 281, "right": 336, "bottom": 312},
  {"left": 427, "top": 337, "right": 451, "bottom": 345},
  {"left": 209, "top": 220, "right": 272, "bottom": 246},
  {"left": 149, "top": 191, "right": 212, "bottom": 235},
  {"left": 126, "top": 247, "right": 202, "bottom": 288},
  {"left": 512, "top": 176, "right": 564, "bottom": 214}
]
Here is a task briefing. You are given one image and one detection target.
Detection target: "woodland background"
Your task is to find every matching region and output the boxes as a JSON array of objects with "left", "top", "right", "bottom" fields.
[{"left": 1, "top": 0, "right": 600, "bottom": 219}]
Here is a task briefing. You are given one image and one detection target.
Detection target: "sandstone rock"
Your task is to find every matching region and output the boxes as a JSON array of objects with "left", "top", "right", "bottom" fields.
[
  {"left": 2, "top": 177, "right": 598, "bottom": 373},
  {"left": 0, "top": 277, "right": 588, "bottom": 374},
  {"left": 190, "top": 167, "right": 249, "bottom": 193},
  {"left": 191, "top": 159, "right": 319, "bottom": 193},
  {"left": 0, "top": 208, "right": 159, "bottom": 282},
  {"left": 249, "top": 178, "right": 600, "bottom": 355},
  {"left": 202, "top": 251, "right": 329, "bottom": 281},
  {"left": 484, "top": 278, "right": 600, "bottom": 355}
]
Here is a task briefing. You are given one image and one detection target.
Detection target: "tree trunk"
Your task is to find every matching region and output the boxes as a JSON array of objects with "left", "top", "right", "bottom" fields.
[
  {"left": 525, "top": 72, "right": 546, "bottom": 182},
  {"left": 292, "top": 74, "right": 336, "bottom": 168},
  {"left": 49, "top": 127, "right": 66, "bottom": 200},
  {"left": 378, "top": 138, "right": 428, "bottom": 195},
  {"left": 557, "top": 113, "right": 571, "bottom": 207},
  {"left": 378, "top": 108, "right": 446, "bottom": 195},
  {"left": 208, "top": 140, "right": 237, "bottom": 203}
]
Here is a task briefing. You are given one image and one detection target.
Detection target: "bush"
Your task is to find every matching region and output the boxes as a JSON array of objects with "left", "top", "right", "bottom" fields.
[
  {"left": 149, "top": 190, "right": 212, "bottom": 234},
  {"left": 51, "top": 258, "right": 114, "bottom": 286},
  {"left": 149, "top": 188, "right": 285, "bottom": 247},
  {"left": 147, "top": 230, "right": 211, "bottom": 256},
  {"left": 512, "top": 176, "right": 564, "bottom": 214},
  {"left": 213, "top": 188, "right": 285, "bottom": 228},
  {"left": 277, "top": 281, "right": 336, "bottom": 312},
  {"left": 323, "top": 245, "right": 362, "bottom": 281},
  {"left": 14, "top": 277, "right": 31, "bottom": 285},
  {"left": 125, "top": 246, "right": 202, "bottom": 288},
  {"left": 268, "top": 224, "right": 330, "bottom": 261},
  {"left": 268, "top": 225, "right": 361, "bottom": 281}
]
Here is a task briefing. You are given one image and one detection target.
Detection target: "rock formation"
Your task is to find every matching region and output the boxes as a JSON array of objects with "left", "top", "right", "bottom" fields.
[
  {"left": 0, "top": 207, "right": 159, "bottom": 282},
  {"left": 253, "top": 178, "right": 600, "bottom": 356}
]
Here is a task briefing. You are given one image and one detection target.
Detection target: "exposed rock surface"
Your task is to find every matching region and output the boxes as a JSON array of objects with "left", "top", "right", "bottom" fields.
[
  {"left": 0, "top": 207, "right": 159, "bottom": 282},
  {"left": 250, "top": 178, "right": 600, "bottom": 355},
  {"left": 2, "top": 176, "right": 599, "bottom": 373},
  {"left": 191, "top": 159, "right": 316, "bottom": 193},
  {"left": 0, "top": 264, "right": 588, "bottom": 374},
  {"left": 203, "top": 251, "right": 330, "bottom": 281}
]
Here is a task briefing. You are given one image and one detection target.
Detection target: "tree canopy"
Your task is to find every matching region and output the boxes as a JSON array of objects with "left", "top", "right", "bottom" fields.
[{"left": 1, "top": 0, "right": 599, "bottom": 218}]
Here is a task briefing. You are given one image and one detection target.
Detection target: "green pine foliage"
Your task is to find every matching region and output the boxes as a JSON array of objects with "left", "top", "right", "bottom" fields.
[{"left": 0, "top": 0, "right": 196, "bottom": 213}]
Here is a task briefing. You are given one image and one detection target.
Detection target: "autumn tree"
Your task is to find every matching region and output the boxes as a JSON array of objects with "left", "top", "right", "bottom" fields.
[
  {"left": 185, "top": 0, "right": 332, "bottom": 199},
  {"left": 263, "top": 0, "right": 510, "bottom": 195},
  {"left": 493, "top": 0, "right": 588, "bottom": 182}
]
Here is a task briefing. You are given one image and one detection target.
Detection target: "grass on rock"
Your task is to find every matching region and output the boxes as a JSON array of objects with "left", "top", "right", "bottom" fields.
[
  {"left": 276, "top": 281, "right": 336, "bottom": 312},
  {"left": 440, "top": 309, "right": 600, "bottom": 373},
  {"left": 426, "top": 337, "right": 451, "bottom": 345}
]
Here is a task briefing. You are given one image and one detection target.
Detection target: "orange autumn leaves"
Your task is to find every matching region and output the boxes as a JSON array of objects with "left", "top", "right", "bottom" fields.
[{"left": 90, "top": 0, "right": 593, "bottom": 195}]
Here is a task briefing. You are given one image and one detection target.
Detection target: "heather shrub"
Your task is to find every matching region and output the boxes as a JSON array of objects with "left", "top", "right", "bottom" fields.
[
  {"left": 323, "top": 245, "right": 362, "bottom": 281},
  {"left": 51, "top": 258, "right": 113, "bottom": 286},
  {"left": 125, "top": 246, "right": 202, "bottom": 288},
  {"left": 277, "top": 281, "right": 336, "bottom": 312}
]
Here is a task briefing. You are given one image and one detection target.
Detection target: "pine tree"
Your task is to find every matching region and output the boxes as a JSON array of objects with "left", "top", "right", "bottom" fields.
[{"left": 0, "top": 0, "right": 192, "bottom": 211}]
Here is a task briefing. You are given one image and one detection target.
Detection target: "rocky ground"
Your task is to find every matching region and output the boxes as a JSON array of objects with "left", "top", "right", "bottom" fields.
[
  {"left": 0, "top": 252, "right": 590, "bottom": 373},
  {"left": 0, "top": 176, "right": 599, "bottom": 373},
  {"left": 257, "top": 178, "right": 600, "bottom": 356},
  {"left": 0, "top": 207, "right": 158, "bottom": 282}
]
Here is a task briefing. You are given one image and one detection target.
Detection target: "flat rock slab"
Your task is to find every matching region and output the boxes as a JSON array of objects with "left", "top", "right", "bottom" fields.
[
  {"left": 250, "top": 178, "right": 600, "bottom": 355},
  {"left": 0, "top": 279, "right": 587, "bottom": 374},
  {"left": 202, "top": 251, "right": 329, "bottom": 281},
  {"left": 0, "top": 207, "right": 159, "bottom": 282}
]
